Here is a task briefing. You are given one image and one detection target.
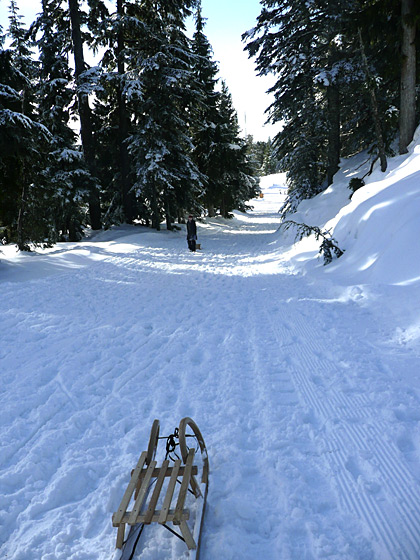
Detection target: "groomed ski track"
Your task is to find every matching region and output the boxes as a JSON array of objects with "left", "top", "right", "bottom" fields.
[{"left": 1, "top": 189, "right": 420, "bottom": 560}]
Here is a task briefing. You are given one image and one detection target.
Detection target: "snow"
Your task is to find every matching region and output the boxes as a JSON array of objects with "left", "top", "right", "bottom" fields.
[{"left": 1, "top": 139, "right": 420, "bottom": 560}]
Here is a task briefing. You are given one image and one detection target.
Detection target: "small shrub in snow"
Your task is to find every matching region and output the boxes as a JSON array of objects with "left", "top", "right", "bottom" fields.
[
  {"left": 281, "top": 220, "right": 344, "bottom": 265},
  {"left": 349, "top": 177, "right": 365, "bottom": 195}
]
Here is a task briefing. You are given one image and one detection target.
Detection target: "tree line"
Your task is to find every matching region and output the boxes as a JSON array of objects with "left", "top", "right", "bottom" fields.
[
  {"left": 244, "top": 0, "right": 420, "bottom": 215},
  {"left": 0, "top": 0, "right": 260, "bottom": 250}
]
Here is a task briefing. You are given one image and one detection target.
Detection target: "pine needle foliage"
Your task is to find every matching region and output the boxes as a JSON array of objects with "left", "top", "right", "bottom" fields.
[{"left": 281, "top": 220, "right": 344, "bottom": 265}]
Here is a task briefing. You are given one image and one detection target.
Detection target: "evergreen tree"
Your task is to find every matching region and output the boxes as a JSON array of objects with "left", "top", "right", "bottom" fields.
[
  {"left": 213, "top": 82, "right": 259, "bottom": 217},
  {"left": 190, "top": 7, "right": 259, "bottom": 217},
  {"left": 244, "top": 136, "right": 264, "bottom": 174},
  {"left": 399, "top": 0, "right": 418, "bottom": 153},
  {"left": 243, "top": 136, "right": 279, "bottom": 176},
  {"left": 90, "top": 0, "right": 134, "bottom": 227},
  {"left": 351, "top": 0, "right": 418, "bottom": 156},
  {"left": 244, "top": 0, "right": 417, "bottom": 215},
  {"left": 245, "top": 137, "right": 278, "bottom": 176},
  {"left": 190, "top": 2, "right": 221, "bottom": 217},
  {"left": 68, "top": 0, "right": 102, "bottom": 229},
  {"left": 91, "top": 74, "right": 127, "bottom": 227},
  {"left": 0, "top": 26, "right": 24, "bottom": 241},
  {"left": 91, "top": 0, "right": 137, "bottom": 225},
  {"left": 126, "top": 0, "right": 202, "bottom": 230},
  {"left": 260, "top": 138, "right": 279, "bottom": 175},
  {"left": 244, "top": 0, "right": 331, "bottom": 208},
  {"left": 0, "top": 3, "right": 52, "bottom": 250},
  {"left": 115, "top": 0, "right": 136, "bottom": 223},
  {"left": 30, "top": 0, "right": 87, "bottom": 241},
  {"left": 335, "top": 3, "right": 394, "bottom": 162}
]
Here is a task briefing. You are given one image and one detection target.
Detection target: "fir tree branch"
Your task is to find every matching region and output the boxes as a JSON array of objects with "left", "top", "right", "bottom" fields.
[{"left": 281, "top": 220, "right": 344, "bottom": 265}]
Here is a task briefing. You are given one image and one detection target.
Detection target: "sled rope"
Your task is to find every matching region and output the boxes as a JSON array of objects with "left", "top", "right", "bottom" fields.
[
  {"left": 162, "top": 428, "right": 181, "bottom": 461},
  {"left": 160, "top": 428, "right": 199, "bottom": 463}
]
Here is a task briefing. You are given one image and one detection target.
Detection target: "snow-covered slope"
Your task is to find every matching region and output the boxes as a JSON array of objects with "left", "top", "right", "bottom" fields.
[
  {"left": 280, "top": 126, "right": 420, "bottom": 288},
  {"left": 1, "top": 141, "right": 420, "bottom": 560}
]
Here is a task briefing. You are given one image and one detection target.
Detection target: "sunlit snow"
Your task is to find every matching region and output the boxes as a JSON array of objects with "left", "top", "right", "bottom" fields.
[{"left": 1, "top": 138, "right": 420, "bottom": 559}]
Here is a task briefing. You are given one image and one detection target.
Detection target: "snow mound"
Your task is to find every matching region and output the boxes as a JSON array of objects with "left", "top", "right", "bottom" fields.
[{"left": 278, "top": 126, "right": 420, "bottom": 288}]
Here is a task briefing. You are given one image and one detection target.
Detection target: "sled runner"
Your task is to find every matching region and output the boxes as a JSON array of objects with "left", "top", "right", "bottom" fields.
[{"left": 112, "top": 417, "right": 209, "bottom": 559}]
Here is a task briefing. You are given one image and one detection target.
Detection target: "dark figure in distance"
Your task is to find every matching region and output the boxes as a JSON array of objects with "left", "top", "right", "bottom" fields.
[{"left": 187, "top": 215, "right": 197, "bottom": 252}]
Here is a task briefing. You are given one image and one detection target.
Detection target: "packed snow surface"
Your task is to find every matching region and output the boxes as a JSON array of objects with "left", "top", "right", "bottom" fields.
[{"left": 1, "top": 147, "right": 420, "bottom": 560}]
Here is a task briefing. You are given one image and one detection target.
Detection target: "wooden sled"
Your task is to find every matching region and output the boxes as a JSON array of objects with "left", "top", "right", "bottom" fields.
[{"left": 112, "top": 417, "right": 209, "bottom": 559}]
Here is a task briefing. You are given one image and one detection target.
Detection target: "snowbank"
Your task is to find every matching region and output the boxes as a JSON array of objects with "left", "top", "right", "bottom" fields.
[{"left": 276, "top": 126, "right": 420, "bottom": 291}]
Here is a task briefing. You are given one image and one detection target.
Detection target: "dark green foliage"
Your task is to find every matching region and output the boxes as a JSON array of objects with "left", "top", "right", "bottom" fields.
[
  {"left": 244, "top": 0, "right": 420, "bottom": 217},
  {"left": 125, "top": 0, "right": 203, "bottom": 230},
  {"left": 189, "top": 3, "right": 222, "bottom": 217},
  {"left": 349, "top": 177, "right": 365, "bottom": 194},
  {"left": 0, "top": 0, "right": 267, "bottom": 248},
  {"left": 210, "top": 82, "right": 260, "bottom": 217},
  {"left": 30, "top": 0, "right": 87, "bottom": 241},
  {"left": 190, "top": 5, "right": 259, "bottom": 218},
  {"left": 67, "top": 0, "right": 102, "bottom": 230},
  {"left": 0, "top": 4, "right": 55, "bottom": 250},
  {"left": 244, "top": 0, "right": 340, "bottom": 200},
  {"left": 281, "top": 220, "right": 344, "bottom": 265},
  {"left": 245, "top": 136, "right": 279, "bottom": 176}
]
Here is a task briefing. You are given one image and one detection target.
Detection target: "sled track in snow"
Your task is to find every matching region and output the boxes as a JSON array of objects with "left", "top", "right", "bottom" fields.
[
  {"left": 245, "top": 288, "right": 360, "bottom": 558},
  {"left": 260, "top": 294, "right": 420, "bottom": 560}
]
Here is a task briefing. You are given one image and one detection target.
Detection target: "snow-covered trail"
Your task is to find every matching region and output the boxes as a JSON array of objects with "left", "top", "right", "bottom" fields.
[{"left": 1, "top": 188, "right": 420, "bottom": 560}]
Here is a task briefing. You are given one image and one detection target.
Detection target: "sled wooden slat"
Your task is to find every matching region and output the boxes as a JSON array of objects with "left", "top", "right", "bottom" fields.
[
  {"left": 138, "top": 464, "right": 198, "bottom": 480},
  {"left": 116, "top": 522, "right": 125, "bottom": 549},
  {"left": 128, "top": 460, "right": 157, "bottom": 525},
  {"left": 189, "top": 466, "right": 202, "bottom": 499},
  {"left": 144, "top": 459, "right": 169, "bottom": 524},
  {"left": 174, "top": 448, "right": 195, "bottom": 525},
  {"left": 158, "top": 459, "right": 182, "bottom": 524},
  {"left": 113, "top": 451, "right": 148, "bottom": 526},
  {"left": 180, "top": 519, "right": 196, "bottom": 550},
  {"left": 118, "top": 508, "right": 190, "bottom": 524}
]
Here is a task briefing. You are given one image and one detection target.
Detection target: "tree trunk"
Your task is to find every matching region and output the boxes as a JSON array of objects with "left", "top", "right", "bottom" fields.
[
  {"left": 164, "top": 194, "right": 173, "bottom": 230},
  {"left": 327, "top": 83, "right": 340, "bottom": 186},
  {"left": 150, "top": 181, "right": 160, "bottom": 230},
  {"left": 220, "top": 196, "right": 226, "bottom": 218},
  {"left": 358, "top": 28, "right": 387, "bottom": 172},
  {"left": 399, "top": 0, "right": 417, "bottom": 154},
  {"left": 165, "top": 215, "right": 173, "bottom": 230},
  {"left": 68, "top": 0, "right": 102, "bottom": 229},
  {"left": 17, "top": 183, "right": 28, "bottom": 251},
  {"left": 117, "top": 0, "right": 136, "bottom": 222}
]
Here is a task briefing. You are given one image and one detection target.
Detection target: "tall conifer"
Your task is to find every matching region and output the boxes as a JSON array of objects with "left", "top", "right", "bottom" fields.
[
  {"left": 1, "top": 2, "right": 52, "bottom": 249},
  {"left": 127, "top": 0, "right": 202, "bottom": 229},
  {"left": 68, "top": 0, "right": 102, "bottom": 229},
  {"left": 190, "top": 2, "right": 221, "bottom": 217},
  {"left": 215, "top": 82, "right": 259, "bottom": 217},
  {"left": 31, "top": 0, "right": 87, "bottom": 241}
]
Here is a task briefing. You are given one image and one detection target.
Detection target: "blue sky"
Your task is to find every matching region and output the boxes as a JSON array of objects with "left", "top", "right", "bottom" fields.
[
  {"left": 198, "top": 0, "right": 279, "bottom": 140},
  {"left": 0, "top": 0, "right": 279, "bottom": 140}
]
